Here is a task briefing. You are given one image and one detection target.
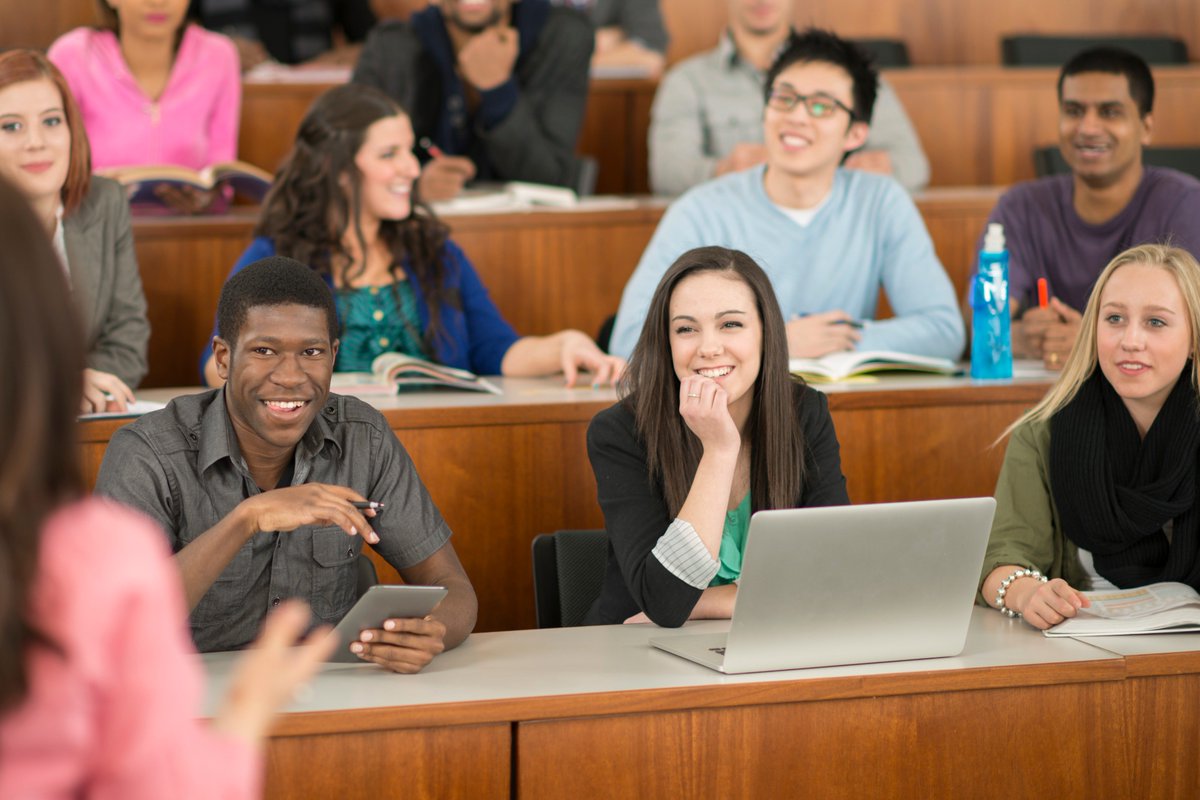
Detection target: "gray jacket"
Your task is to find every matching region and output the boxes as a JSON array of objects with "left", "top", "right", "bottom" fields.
[{"left": 65, "top": 176, "right": 149, "bottom": 388}]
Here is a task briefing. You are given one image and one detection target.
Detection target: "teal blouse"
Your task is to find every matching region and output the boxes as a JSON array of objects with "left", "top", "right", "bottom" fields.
[
  {"left": 333, "top": 281, "right": 425, "bottom": 372},
  {"left": 711, "top": 493, "right": 751, "bottom": 586}
]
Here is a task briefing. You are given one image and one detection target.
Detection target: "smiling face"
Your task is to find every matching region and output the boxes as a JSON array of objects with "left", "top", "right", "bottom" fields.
[
  {"left": 669, "top": 271, "right": 763, "bottom": 419},
  {"left": 441, "top": 0, "right": 511, "bottom": 33},
  {"left": 1058, "top": 72, "right": 1150, "bottom": 189},
  {"left": 351, "top": 113, "right": 421, "bottom": 230},
  {"left": 105, "top": 0, "right": 189, "bottom": 40},
  {"left": 762, "top": 60, "right": 868, "bottom": 185},
  {"left": 1096, "top": 264, "right": 1192, "bottom": 433},
  {"left": 0, "top": 78, "right": 71, "bottom": 208},
  {"left": 214, "top": 303, "right": 338, "bottom": 457},
  {"left": 729, "top": 0, "right": 792, "bottom": 37}
]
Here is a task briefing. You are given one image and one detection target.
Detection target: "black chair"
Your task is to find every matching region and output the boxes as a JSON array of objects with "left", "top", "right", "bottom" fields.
[
  {"left": 1002, "top": 35, "right": 1188, "bottom": 66},
  {"left": 531, "top": 529, "right": 609, "bottom": 628},
  {"left": 852, "top": 38, "right": 911, "bottom": 69},
  {"left": 1034, "top": 145, "right": 1200, "bottom": 182}
]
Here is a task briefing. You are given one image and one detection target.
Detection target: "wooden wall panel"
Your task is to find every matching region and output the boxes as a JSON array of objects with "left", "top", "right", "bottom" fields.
[
  {"left": 517, "top": 681, "right": 1129, "bottom": 799},
  {"left": 265, "top": 723, "right": 509, "bottom": 800}
]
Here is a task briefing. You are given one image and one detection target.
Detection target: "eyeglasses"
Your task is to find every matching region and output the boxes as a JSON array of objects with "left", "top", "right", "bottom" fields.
[{"left": 766, "top": 88, "right": 856, "bottom": 120}]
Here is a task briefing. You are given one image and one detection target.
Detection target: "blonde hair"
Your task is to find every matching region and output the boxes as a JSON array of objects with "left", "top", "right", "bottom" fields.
[{"left": 1000, "top": 243, "right": 1200, "bottom": 441}]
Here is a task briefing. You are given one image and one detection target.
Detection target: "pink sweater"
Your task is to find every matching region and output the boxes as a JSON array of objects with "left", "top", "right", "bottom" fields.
[
  {"left": 49, "top": 26, "right": 241, "bottom": 171},
  {"left": 0, "top": 498, "right": 259, "bottom": 800}
]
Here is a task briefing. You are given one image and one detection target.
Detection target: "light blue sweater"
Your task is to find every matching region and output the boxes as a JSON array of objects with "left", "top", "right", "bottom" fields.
[{"left": 610, "top": 166, "right": 965, "bottom": 359}]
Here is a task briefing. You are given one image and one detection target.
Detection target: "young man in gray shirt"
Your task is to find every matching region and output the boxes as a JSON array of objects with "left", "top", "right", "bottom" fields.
[
  {"left": 96, "top": 257, "right": 477, "bottom": 672},
  {"left": 649, "top": 0, "right": 929, "bottom": 195}
]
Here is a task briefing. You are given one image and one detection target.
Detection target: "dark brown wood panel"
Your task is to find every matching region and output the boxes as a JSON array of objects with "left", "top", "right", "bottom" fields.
[
  {"left": 265, "top": 723, "right": 509, "bottom": 800},
  {"left": 517, "top": 681, "right": 1129, "bottom": 799}
]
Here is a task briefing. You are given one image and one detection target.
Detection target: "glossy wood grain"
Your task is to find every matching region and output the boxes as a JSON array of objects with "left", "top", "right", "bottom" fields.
[{"left": 264, "top": 723, "right": 509, "bottom": 800}]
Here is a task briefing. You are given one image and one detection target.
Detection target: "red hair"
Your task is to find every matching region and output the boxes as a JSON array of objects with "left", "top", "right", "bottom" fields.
[{"left": 0, "top": 50, "right": 92, "bottom": 215}]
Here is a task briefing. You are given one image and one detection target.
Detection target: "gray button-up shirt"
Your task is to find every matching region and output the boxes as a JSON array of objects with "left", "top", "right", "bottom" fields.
[
  {"left": 95, "top": 388, "right": 451, "bottom": 652},
  {"left": 648, "top": 32, "right": 930, "bottom": 195}
]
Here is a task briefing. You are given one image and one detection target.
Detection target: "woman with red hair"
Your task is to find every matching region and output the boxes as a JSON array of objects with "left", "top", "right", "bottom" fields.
[{"left": 0, "top": 50, "right": 149, "bottom": 411}]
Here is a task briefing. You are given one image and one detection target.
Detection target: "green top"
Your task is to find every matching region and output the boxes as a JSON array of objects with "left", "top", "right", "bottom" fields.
[
  {"left": 979, "top": 415, "right": 1090, "bottom": 605},
  {"left": 710, "top": 492, "right": 751, "bottom": 587},
  {"left": 334, "top": 281, "right": 424, "bottom": 372}
]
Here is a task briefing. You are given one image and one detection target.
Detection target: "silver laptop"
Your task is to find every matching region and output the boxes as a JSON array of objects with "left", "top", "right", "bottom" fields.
[{"left": 649, "top": 497, "right": 996, "bottom": 674}]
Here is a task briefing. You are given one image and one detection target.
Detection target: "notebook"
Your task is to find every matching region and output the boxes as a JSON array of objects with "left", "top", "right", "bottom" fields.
[{"left": 649, "top": 497, "right": 996, "bottom": 674}]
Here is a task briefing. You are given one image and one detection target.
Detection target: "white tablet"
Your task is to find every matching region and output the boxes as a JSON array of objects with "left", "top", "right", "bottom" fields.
[{"left": 327, "top": 584, "right": 448, "bottom": 663}]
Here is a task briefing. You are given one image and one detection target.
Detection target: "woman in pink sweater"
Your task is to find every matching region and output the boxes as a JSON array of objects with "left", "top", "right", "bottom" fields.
[
  {"left": 0, "top": 174, "right": 334, "bottom": 798},
  {"left": 50, "top": 0, "right": 241, "bottom": 212}
]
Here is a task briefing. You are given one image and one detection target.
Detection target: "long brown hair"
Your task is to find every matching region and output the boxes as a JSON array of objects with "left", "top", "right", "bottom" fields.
[
  {"left": 0, "top": 50, "right": 92, "bottom": 215},
  {"left": 256, "top": 83, "right": 453, "bottom": 355},
  {"left": 621, "top": 246, "right": 807, "bottom": 516},
  {"left": 0, "top": 176, "right": 85, "bottom": 712}
]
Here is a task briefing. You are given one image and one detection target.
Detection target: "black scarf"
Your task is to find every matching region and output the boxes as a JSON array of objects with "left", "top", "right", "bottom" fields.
[{"left": 1050, "top": 365, "right": 1200, "bottom": 590}]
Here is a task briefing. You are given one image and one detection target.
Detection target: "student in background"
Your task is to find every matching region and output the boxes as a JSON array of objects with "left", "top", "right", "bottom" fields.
[
  {"left": 0, "top": 174, "right": 334, "bottom": 799},
  {"left": 189, "top": 0, "right": 376, "bottom": 69},
  {"left": 200, "top": 83, "right": 622, "bottom": 386},
  {"left": 585, "top": 246, "right": 848, "bottom": 627},
  {"left": 611, "top": 30, "right": 963, "bottom": 361},
  {"left": 984, "top": 47, "right": 1200, "bottom": 370},
  {"left": 49, "top": 0, "right": 240, "bottom": 211},
  {"left": 981, "top": 244, "right": 1200, "bottom": 629},
  {"left": 550, "top": 0, "right": 669, "bottom": 77},
  {"left": 353, "top": 0, "right": 593, "bottom": 200},
  {"left": 0, "top": 51, "right": 149, "bottom": 410},
  {"left": 649, "top": 0, "right": 929, "bottom": 196}
]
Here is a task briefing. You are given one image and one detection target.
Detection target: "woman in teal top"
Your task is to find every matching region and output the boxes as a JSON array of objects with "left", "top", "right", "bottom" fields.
[
  {"left": 201, "top": 83, "right": 623, "bottom": 386},
  {"left": 584, "top": 246, "right": 849, "bottom": 627}
]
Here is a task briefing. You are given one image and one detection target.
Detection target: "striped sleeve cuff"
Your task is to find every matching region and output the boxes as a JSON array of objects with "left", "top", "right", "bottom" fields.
[{"left": 652, "top": 518, "right": 719, "bottom": 589}]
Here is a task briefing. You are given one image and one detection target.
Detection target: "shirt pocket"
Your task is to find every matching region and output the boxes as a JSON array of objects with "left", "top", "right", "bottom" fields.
[
  {"left": 310, "top": 527, "right": 361, "bottom": 621},
  {"left": 191, "top": 541, "right": 254, "bottom": 626}
]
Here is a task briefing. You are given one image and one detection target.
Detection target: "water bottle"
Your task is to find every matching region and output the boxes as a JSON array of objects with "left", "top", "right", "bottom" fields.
[{"left": 970, "top": 223, "right": 1013, "bottom": 379}]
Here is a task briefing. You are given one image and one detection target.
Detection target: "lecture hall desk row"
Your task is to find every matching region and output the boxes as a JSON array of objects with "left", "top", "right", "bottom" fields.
[
  {"left": 201, "top": 608, "right": 1200, "bottom": 800},
  {"left": 81, "top": 372, "right": 1053, "bottom": 633},
  {"left": 236, "top": 65, "right": 1200, "bottom": 194},
  {"left": 131, "top": 188, "right": 999, "bottom": 389}
]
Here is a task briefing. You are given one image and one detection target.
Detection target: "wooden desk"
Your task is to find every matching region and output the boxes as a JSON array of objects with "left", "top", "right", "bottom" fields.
[
  {"left": 81, "top": 373, "right": 1051, "bottom": 632},
  {"left": 198, "top": 608, "right": 1200, "bottom": 799},
  {"left": 130, "top": 191, "right": 996, "bottom": 388}
]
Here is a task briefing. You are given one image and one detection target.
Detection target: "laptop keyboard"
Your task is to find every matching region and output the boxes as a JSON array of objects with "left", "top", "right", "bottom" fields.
[{"left": 708, "top": 647, "right": 726, "bottom": 656}]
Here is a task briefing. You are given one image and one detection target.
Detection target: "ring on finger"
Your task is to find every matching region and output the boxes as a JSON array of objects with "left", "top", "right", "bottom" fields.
[{"left": 686, "top": 392, "right": 701, "bottom": 398}]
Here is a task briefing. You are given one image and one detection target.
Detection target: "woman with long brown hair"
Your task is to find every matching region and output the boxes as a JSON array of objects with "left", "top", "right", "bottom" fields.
[
  {"left": 585, "top": 246, "right": 849, "bottom": 627},
  {"left": 0, "top": 175, "right": 333, "bottom": 798},
  {"left": 201, "top": 82, "right": 622, "bottom": 386}
]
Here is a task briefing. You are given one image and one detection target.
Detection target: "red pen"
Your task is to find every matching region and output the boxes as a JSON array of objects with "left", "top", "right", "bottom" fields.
[
  {"left": 1037, "top": 278, "right": 1049, "bottom": 309},
  {"left": 418, "top": 137, "right": 445, "bottom": 159}
]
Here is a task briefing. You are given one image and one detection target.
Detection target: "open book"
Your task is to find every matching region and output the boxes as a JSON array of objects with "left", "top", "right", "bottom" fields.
[
  {"left": 100, "top": 160, "right": 273, "bottom": 206},
  {"left": 788, "top": 350, "right": 959, "bottom": 383},
  {"left": 1045, "top": 582, "right": 1200, "bottom": 637},
  {"left": 330, "top": 352, "right": 501, "bottom": 396},
  {"left": 430, "top": 181, "right": 578, "bottom": 214}
]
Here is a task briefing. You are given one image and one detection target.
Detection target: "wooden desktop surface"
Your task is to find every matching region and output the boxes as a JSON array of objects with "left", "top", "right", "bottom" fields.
[
  {"left": 130, "top": 189, "right": 996, "bottom": 388},
  {"left": 81, "top": 372, "right": 1051, "bottom": 632},
  {"left": 196, "top": 607, "right": 1200, "bottom": 799}
]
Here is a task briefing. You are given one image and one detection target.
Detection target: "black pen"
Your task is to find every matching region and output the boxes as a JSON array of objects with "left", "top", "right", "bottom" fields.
[{"left": 351, "top": 501, "right": 386, "bottom": 510}]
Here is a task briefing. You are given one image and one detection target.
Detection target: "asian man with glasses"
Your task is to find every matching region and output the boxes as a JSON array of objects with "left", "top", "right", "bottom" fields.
[{"left": 610, "top": 29, "right": 964, "bottom": 361}]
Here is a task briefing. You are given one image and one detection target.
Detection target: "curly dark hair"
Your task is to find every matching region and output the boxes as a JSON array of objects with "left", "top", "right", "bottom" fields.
[{"left": 255, "top": 83, "right": 453, "bottom": 355}]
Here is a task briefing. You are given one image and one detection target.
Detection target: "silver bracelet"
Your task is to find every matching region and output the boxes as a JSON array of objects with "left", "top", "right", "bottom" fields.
[{"left": 994, "top": 567, "right": 1048, "bottom": 618}]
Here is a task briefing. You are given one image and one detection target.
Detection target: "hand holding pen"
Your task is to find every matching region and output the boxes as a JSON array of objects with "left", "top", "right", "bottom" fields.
[
  {"left": 1015, "top": 277, "right": 1081, "bottom": 368},
  {"left": 785, "top": 310, "right": 864, "bottom": 358},
  {"left": 416, "top": 138, "right": 476, "bottom": 202}
]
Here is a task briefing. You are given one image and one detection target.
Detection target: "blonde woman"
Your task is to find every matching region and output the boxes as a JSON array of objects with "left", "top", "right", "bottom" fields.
[{"left": 980, "top": 244, "right": 1200, "bottom": 629}]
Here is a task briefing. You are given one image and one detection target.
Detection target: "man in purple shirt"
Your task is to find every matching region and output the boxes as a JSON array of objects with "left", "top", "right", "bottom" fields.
[{"left": 985, "top": 46, "right": 1200, "bottom": 369}]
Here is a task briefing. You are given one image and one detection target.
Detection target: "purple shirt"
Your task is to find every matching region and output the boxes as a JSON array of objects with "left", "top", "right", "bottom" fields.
[
  {"left": 49, "top": 25, "right": 241, "bottom": 171},
  {"left": 986, "top": 167, "right": 1200, "bottom": 311}
]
